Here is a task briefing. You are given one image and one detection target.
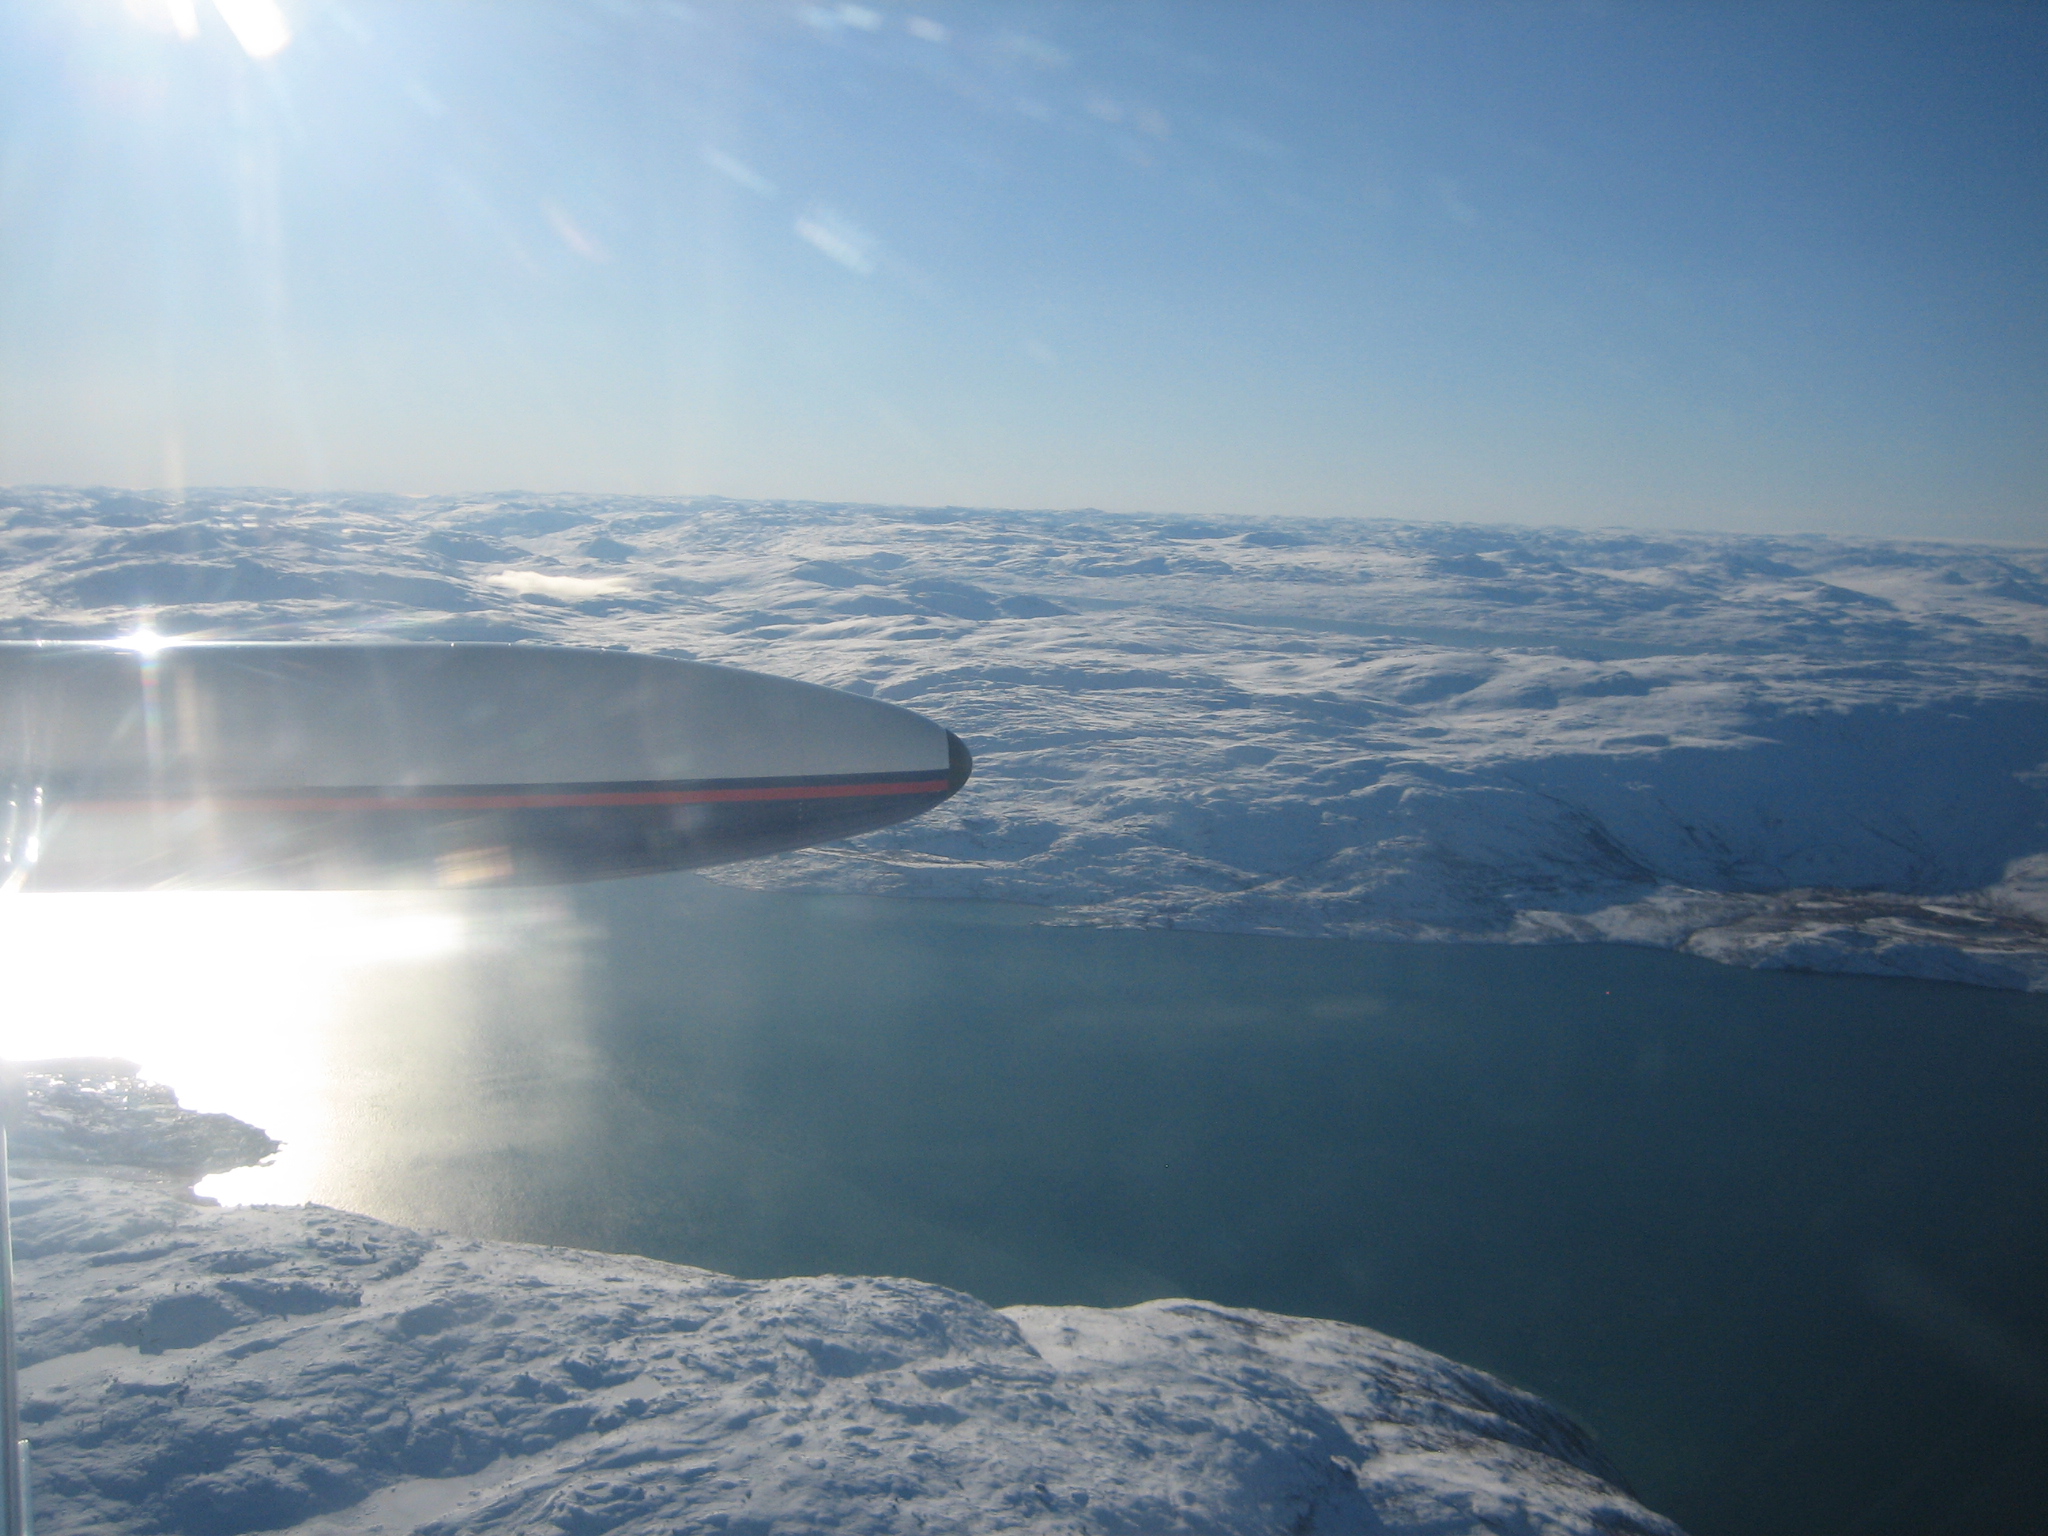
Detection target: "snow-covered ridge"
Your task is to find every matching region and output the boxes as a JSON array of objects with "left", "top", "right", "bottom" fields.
[
  {"left": 4, "top": 488, "right": 2045, "bottom": 988},
  {"left": 8, "top": 1065, "right": 1681, "bottom": 1535}
]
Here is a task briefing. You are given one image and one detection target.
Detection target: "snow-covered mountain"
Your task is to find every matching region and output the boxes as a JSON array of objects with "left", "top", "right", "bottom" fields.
[
  {"left": 4, "top": 487, "right": 2045, "bottom": 988},
  {"left": 12, "top": 1175, "right": 1682, "bottom": 1536},
  {"left": 8, "top": 1064, "right": 1681, "bottom": 1536}
]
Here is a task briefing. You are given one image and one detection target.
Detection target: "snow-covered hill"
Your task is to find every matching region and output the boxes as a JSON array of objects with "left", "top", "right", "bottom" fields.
[
  {"left": 8, "top": 1066, "right": 1680, "bottom": 1536},
  {"left": 4, "top": 487, "right": 2045, "bottom": 987},
  {"left": 12, "top": 1180, "right": 1683, "bottom": 1536}
]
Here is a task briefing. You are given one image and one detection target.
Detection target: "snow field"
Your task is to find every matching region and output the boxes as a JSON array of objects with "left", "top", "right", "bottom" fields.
[{"left": 4, "top": 488, "right": 2045, "bottom": 986}]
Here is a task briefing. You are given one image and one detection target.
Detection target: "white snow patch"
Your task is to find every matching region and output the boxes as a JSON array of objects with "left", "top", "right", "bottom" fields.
[{"left": 484, "top": 570, "right": 628, "bottom": 599}]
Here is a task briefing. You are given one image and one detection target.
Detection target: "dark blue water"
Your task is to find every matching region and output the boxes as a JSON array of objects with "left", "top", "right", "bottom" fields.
[{"left": 320, "top": 876, "right": 2048, "bottom": 1536}]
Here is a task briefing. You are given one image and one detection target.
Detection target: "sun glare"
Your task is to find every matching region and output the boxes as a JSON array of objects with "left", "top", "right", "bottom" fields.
[
  {"left": 158, "top": 0, "right": 200, "bottom": 40},
  {"left": 112, "top": 626, "right": 167, "bottom": 656},
  {"left": 210, "top": 0, "right": 290, "bottom": 58},
  {"left": 0, "top": 891, "right": 465, "bottom": 1203}
]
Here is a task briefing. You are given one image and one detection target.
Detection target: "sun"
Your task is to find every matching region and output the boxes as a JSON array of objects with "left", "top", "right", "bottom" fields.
[
  {"left": 110, "top": 625, "right": 168, "bottom": 656},
  {"left": 129, "top": 0, "right": 291, "bottom": 58}
]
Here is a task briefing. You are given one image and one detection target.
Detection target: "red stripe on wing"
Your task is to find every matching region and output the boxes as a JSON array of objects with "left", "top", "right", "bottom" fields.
[{"left": 74, "top": 777, "right": 955, "bottom": 813}]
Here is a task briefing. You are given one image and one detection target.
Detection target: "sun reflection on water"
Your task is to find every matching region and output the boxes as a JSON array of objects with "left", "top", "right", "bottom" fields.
[{"left": 0, "top": 891, "right": 468, "bottom": 1205}]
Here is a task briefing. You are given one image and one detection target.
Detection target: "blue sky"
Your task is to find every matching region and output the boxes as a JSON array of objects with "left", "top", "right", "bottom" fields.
[{"left": 1, "top": 0, "right": 2042, "bottom": 540}]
